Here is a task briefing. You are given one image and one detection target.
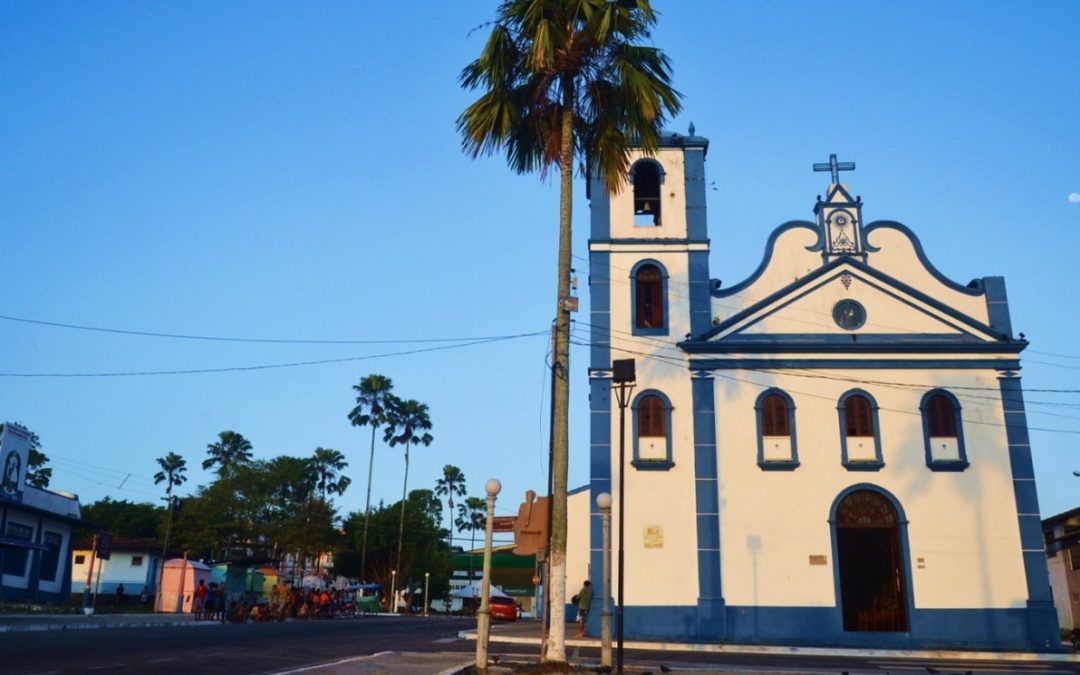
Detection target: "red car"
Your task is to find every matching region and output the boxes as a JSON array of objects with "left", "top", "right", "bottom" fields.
[{"left": 488, "top": 596, "right": 519, "bottom": 622}]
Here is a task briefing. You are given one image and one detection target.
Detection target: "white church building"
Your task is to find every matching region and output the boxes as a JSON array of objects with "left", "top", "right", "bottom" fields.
[{"left": 579, "top": 129, "right": 1059, "bottom": 650}]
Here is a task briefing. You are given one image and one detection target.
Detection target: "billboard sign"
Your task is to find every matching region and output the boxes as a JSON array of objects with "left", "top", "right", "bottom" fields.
[{"left": 0, "top": 422, "right": 31, "bottom": 503}]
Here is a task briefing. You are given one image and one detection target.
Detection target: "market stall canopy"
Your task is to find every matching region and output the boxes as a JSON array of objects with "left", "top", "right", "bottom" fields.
[{"left": 450, "top": 580, "right": 510, "bottom": 599}]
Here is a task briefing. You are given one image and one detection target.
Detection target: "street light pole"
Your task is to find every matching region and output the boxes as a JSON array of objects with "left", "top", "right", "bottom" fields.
[
  {"left": 611, "top": 358, "right": 635, "bottom": 675},
  {"left": 475, "top": 478, "right": 502, "bottom": 673},
  {"left": 596, "top": 492, "right": 613, "bottom": 669},
  {"left": 424, "top": 572, "right": 430, "bottom": 617},
  {"left": 390, "top": 570, "right": 397, "bottom": 614}
]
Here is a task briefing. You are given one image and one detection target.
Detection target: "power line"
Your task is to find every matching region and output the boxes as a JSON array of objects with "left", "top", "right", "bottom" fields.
[
  {"left": 0, "top": 331, "right": 548, "bottom": 378},
  {"left": 0, "top": 313, "right": 542, "bottom": 346}
]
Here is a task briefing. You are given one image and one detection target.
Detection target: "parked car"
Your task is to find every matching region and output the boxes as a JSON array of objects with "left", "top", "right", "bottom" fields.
[{"left": 488, "top": 595, "right": 518, "bottom": 622}]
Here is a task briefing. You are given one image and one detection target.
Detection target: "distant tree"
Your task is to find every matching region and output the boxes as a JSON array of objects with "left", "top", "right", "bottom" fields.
[
  {"left": 347, "top": 373, "right": 395, "bottom": 580},
  {"left": 153, "top": 452, "right": 187, "bottom": 559},
  {"left": 0, "top": 422, "right": 51, "bottom": 488},
  {"left": 202, "top": 430, "right": 253, "bottom": 475},
  {"left": 79, "top": 498, "right": 162, "bottom": 542},
  {"left": 384, "top": 397, "right": 434, "bottom": 585},
  {"left": 434, "top": 465, "right": 466, "bottom": 553},
  {"left": 335, "top": 489, "right": 448, "bottom": 610},
  {"left": 309, "top": 447, "right": 351, "bottom": 501},
  {"left": 455, "top": 496, "right": 487, "bottom": 580}
]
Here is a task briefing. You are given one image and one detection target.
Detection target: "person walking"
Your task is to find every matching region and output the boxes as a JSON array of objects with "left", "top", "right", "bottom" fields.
[{"left": 575, "top": 580, "right": 593, "bottom": 637}]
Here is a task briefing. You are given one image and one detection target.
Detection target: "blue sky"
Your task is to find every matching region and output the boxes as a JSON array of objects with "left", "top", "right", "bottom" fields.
[{"left": 2, "top": 1, "right": 1078, "bottom": 530}]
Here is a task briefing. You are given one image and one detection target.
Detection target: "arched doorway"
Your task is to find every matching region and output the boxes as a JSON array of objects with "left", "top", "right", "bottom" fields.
[{"left": 835, "top": 489, "right": 909, "bottom": 632}]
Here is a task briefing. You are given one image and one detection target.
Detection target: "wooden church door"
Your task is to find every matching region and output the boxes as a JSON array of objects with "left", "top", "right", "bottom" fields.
[{"left": 836, "top": 490, "right": 909, "bottom": 632}]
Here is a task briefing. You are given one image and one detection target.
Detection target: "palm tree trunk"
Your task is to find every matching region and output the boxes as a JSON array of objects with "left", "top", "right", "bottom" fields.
[
  {"left": 447, "top": 496, "right": 454, "bottom": 554},
  {"left": 546, "top": 87, "right": 575, "bottom": 663},
  {"left": 361, "top": 423, "right": 377, "bottom": 581},
  {"left": 395, "top": 444, "right": 410, "bottom": 585}
]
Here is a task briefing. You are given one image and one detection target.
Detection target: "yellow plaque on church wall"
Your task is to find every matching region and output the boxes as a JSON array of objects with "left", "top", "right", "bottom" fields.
[
  {"left": 643, "top": 525, "right": 663, "bottom": 549},
  {"left": 808, "top": 555, "right": 827, "bottom": 566}
]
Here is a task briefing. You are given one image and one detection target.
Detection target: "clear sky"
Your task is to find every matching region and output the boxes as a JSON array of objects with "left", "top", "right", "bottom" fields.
[{"left": 2, "top": 1, "right": 1078, "bottom": 531}]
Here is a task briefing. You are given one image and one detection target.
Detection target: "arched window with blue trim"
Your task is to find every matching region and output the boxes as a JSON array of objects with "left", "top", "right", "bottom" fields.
[
  {"left": 921, "top": 389, "right": 968, "bottom": 471},
  {"left": 631, "top": 260, "right": 668, "bottom": 336},
  {"left": 755, "top": 389, "right": 799, "bottom": 470},
  {"left": 632, "top": 390, "right": 673, "bottom": 470},
  {"left": 631, "top": 159, "right": 664, "bottom": 226},
  {"left": 838, "top": 390, "right": 884, "bottom": 470}
]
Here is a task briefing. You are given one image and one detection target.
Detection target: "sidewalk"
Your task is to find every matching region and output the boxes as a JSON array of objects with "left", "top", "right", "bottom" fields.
[
  {"left": 0, "top": 611, "right": 215, "bottom": 632},
  {"left": 459, "top": 620, "right": 1080, "bottom": 669}
]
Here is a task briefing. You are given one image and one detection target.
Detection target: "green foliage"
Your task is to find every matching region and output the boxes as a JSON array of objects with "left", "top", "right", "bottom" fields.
[
  {"left": 79, "top": 497, "right": 163, "bottom": 541},
  {"left": 335, "top": 489, "right": 449, "bottom": 598},
  {"left": 202, "top": 430, "right": 254, "bottom": 475}
]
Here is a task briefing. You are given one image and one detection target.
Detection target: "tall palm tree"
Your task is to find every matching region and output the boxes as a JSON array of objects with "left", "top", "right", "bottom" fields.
[
  {"left": 458, "top": 0, "right": 681, "bottom": 660},
  {"left": 347, "top": 374, "right": 395, "bottom": 581},
  {"left": 434, "top": 465, "right": 467, "bottom": 553},
  {"left": 309, "top": 447, "right": 351, "bottom": 500},
  {"left": 383, "top": 397, "right": 433, "bottom": 585},
  {"left": 455, "top": 496, "right": 486, "bottom": 581},
  {"left": 202, "top": 430, "right": 253, "bottom": 476},
  {"left": 153, "top": 452, "right": 188, "bottom": 560}
]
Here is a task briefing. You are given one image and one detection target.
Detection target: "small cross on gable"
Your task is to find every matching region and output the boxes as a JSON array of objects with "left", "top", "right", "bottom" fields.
[{"left": 813, "top": 153, "right": 856, "bottom": 185}]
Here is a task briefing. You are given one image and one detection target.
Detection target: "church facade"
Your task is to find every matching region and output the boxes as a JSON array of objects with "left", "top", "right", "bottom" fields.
[{"left": 583, "top": 131, "right": 1059, "bottom": 650}]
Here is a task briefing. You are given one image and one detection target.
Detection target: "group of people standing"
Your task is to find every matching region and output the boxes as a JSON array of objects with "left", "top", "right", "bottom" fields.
[{"left": 191, "top": 579, "right": 228, "bottom": 622}]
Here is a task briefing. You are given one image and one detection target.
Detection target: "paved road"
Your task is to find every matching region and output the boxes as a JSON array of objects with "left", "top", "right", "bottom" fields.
[
  {"left": 0, "top": 615, "right": 493, "bottom": 674},
  {"left": 2, "top": 615, "right": 1077, "bottom": 675}
]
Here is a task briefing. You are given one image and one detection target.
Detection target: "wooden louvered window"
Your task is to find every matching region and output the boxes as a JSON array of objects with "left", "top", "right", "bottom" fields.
[
  {"left": 845, "top": 395, "right": 874, "bottom": 437},
  {"left": 761, "top": 394, "right": 790, "bottom": 436},
  {"left": 926, "top": 394, "right": 956, "bottom": 437},
  {"left": 635, "top": 265, "right": 663, "bottom": 329},
  {"left": 638, "top": 395, "right": 666, "bottom": 437}
]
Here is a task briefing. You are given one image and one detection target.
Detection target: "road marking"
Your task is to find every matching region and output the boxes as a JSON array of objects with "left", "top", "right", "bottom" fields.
[{"left": 264, "top": 652, "right": 394, "bottom": 675}]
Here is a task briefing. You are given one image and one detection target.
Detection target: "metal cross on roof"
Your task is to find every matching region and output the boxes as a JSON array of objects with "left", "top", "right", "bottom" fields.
[{"left": 813, "top": 153, "right": 856, "bottom": 184}]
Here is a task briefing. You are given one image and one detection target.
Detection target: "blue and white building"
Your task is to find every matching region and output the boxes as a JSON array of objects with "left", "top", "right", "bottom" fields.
[{"left": 582, "top": 130, "right": 1059, "bottom": 650}]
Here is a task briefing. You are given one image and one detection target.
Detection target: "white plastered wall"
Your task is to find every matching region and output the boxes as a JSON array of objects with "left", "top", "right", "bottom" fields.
[{"left": 715, "top": 367, "right": 1029, "bottom": 610}]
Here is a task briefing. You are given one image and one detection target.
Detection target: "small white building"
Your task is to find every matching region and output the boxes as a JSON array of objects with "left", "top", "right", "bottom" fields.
[
  {"left": 70, "top": 538, "right": 163, "bottom": 600},
  {"left": 579, "top": 132, "right": 1058, "bottom": 650},
  {"left": 0, "top": 423, "right": 82, "bottom": 604}
]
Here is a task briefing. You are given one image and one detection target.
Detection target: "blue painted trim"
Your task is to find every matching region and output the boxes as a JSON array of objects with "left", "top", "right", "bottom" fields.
[
  {"left": 837, "top": 390, "right": 884, "bottom": 470},
  {"left": 631, "top": 389, "right": 674, "bottom": 469},
  {"left": 982, "top": 276, "right": 1014, "bottom": 339},
  {"left": 685, "top": 358, "right": 1022, "bottom": 370},
  {"left": 589, "top": 173, "right": 611, "bottom": 240},
  {"left": 630, "top": 459, "right": 674, "bottom": 470},
  {"left": 862, "top": 221, "right": 985, "bottom": 295},
  {"left": 589, "top": 251, "right": 612, "bottom": 370},
  {"left": 997, "top": 375, "right": 1059, "bottom": 645},
  {"left": 710, "top": 221, "right": 821, "bottom": 297},
  {"left": 683, "top": 333, "right": 1025, "bottom": 354},
  {"left": 684, "top": 147, "right": 708, "bottom": 241},
  {"left": 691, "top": 373, "right": 724, "bottom": 635},
  {"left": 603, "top": 603, "right": 1053, "bottom": 650},
  {"left": 919, "top": 389, "right": 969, "bottom": 471},
  {"left": 629, "top": 259, "right": 670, "bottom": 337},
  {"left": 754, "top": 388, "right": 799, "bottom": 470},
  {"left": 687, "top": 250, "right": 712, "bottom": 337},
  {"left": 590, "top": 237, "right": 711, "bottom": 246},
  {"left": 701, "top": 255, "right": 1003, "bottom": 343},
  {"left": 828, "top": 483, "right": 915, "bottom": 636}
]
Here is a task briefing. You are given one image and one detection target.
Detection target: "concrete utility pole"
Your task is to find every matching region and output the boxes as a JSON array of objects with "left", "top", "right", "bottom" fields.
[
  {"left": 475, "top": 478, "right": 501, "bottom": 673},
  {"left": 597, "top": 492, "right": 613, "bottom": 669}
]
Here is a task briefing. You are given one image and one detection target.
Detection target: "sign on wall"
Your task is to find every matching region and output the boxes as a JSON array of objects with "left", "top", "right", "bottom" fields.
[{"left": 0, "top": 422, "right": 31, "bottom": 503}]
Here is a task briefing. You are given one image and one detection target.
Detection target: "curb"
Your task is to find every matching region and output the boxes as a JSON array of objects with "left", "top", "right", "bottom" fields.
[{"left": 459, "top": 629, "right": 1080, "bottom": 664}]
